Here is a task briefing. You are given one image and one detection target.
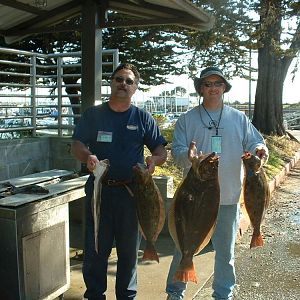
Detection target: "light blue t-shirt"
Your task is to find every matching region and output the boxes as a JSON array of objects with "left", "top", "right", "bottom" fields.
[{"left": 172, "top": 104, "right": 268, "bottom": 205}]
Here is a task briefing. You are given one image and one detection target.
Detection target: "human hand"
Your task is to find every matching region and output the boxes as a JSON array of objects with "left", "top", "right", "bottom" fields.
[
  {"left": 188, "top": 141, "right": 202, "bottom": 162},
  {"left": 86, "top": 154, "right": 99, "bottom": 172},
  {"left": 145, "top": 156, "right": 156, "bottom": 174}
]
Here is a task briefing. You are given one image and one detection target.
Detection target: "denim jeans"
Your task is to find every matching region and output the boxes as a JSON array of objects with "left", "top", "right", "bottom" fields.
[
  {"left": 166, "top": 204, "right": 240, "bottom": 300},
  {"left": 83, "top": 179, "right": 141, "bottom": 300}
]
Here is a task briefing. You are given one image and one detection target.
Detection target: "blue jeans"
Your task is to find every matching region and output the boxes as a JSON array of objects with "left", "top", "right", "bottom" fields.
[
  {"left": 83, "top": 179, "right": 141, "bottom": 300},
  {"left": 166, "top": 204, "right": 240, "bottom": 300}
]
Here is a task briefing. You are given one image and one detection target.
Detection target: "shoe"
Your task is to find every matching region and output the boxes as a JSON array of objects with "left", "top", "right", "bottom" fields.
[{"left": 166, "top": 295, "right": 180, "bottom": 300}]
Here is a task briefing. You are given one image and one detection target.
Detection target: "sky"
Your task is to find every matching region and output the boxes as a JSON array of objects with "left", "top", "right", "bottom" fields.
[{"left": 145, "top": 64, "right": 300, "bottom": 105}]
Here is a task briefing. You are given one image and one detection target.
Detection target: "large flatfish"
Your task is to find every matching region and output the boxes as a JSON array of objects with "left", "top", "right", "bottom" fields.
[
  {"left": 168, "top": 152, "right": 220, "bottom": 283},
  {"left": 92, "top": 159, "right": 110, "bottom": 253},
  {"left": 242, "top": 152, "right": 270, "bottom": 248},
  {"left": 132, "top": 163, "right": 165, "bottom": 263}
]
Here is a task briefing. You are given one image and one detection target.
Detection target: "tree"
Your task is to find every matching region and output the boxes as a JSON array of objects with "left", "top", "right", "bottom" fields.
[
  {"left": 1, "top": 16, "right": 185, "bottom": 87},
  {"left": 252, "top": 0, "right": 300, "bottom": 135},
  {"left": 0, "top": 16, "right": 187, "bottom": 119},
  {"left": 1, "top": 1, "right": 299, "bottom": 135},
  {"left": 183, "top": 0, "right": 300, "bottom": 136}
]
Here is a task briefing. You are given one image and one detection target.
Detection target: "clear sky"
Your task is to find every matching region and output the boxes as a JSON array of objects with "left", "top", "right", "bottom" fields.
[{"left": 147, "top": 60, "right": 300, "bottom": 105}]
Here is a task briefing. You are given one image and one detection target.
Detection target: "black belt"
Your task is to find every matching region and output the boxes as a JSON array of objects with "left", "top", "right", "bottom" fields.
[
  {"left": 102, "top": 179, "right": 132, "bottom": 186},
  {"left": 101, "top": 179, "right": 134, "bottom": 196}
]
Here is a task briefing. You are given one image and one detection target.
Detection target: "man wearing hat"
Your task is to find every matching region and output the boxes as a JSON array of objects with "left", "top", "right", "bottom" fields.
[{"left": 165, "top": 67, "right": 268, "bottom": 300}]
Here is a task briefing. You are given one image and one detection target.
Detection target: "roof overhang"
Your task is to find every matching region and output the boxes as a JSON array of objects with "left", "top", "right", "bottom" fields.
[{"left": 0, "top": 0, "right": 214, "bottom": 44}]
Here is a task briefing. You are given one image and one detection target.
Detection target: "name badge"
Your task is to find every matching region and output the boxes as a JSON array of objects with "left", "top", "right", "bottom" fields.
[
  {"left": 211, "top": 136, "right": 222, "bottom": 153},
  {"left": 127, "top": 125, "right": 138, "bottom": 130},
  {"left": 97, "top": 131, "right": 112, "bottom": 143}
]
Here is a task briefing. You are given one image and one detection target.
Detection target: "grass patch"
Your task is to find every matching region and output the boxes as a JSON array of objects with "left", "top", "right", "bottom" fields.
[{"left": 263, "top": 134, "right": 300, "bottom": 180}]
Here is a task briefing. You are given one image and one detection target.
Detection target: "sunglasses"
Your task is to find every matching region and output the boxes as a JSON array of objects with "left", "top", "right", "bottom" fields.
[
  {"left": 202, "top": 81, "right": 224, "bottom": 88},
  {"left": 113, "top": 76, "right": 135, "bottom": 85}
]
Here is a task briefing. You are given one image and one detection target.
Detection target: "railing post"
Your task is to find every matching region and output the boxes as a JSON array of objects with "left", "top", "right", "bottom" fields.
[
  {"left": 57, "top": 56, "right": 63, "bottom": 136},
  {"left": 30, "top": 55, "right": 37, "bottom": 137}
]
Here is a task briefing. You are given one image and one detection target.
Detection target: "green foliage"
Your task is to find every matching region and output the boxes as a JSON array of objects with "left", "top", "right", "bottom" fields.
[
  {"left": 185, "top": 0, "right": 300, "bottom": 80},
  {"left": 264, "top": 135, "right": 300, "bottom": 179},
  {"left": 2, "top": 1, "right": 299, "bottom": 88},
  {"left": 152, "top": 114, "right": 167, "bottom": 128},
  {"left": 102, "top": 25, "right": 186, "bottom": 86},
  {"left": 161, "top": 128, "right": 174, "bottom": 144}
]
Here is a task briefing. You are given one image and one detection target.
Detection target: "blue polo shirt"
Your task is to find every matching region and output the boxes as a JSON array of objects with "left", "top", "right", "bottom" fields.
[{"left": 72, "top": 102, "right": 167, "bottom": 180}]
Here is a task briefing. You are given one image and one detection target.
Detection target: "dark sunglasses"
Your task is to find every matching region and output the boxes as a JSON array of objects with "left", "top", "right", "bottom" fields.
[
  {"left": 113, "top": 76, "right": 135, "bottom": 85},
  {"left": 202, "top": 81, "right": 224, "bottom": 88}
]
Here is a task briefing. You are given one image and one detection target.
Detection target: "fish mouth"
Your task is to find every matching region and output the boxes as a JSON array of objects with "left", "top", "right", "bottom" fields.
[
  {"left": 242, "top": 151, "right": 252, "bottom": 159},
  {"left": 242, "top": 152, "right": 263, "bottom": 171},
  {"left": 102, "top": 158, "right": 110, "bottom": 166},
  {"left": 203, "top": 152, "right": 219, "bottom": 163},
  {"left": 193, "top": 152, "right": 219, "bottom": 180}
]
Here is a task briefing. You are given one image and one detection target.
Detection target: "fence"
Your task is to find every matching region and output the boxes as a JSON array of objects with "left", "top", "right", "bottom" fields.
[{"left": 0, "top": 47, "right": 119, "bottom": 138}]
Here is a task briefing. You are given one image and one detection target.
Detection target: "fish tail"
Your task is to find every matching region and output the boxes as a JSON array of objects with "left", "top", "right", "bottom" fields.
[
  {"left": 250, "top": 233, "right": 264, "bottom": 248},
  {"left": 174, "top": 264, "right": 198, "bottom": 284},
  {"left": 142, "top": 242, "right": 159, "bottom": 263}
]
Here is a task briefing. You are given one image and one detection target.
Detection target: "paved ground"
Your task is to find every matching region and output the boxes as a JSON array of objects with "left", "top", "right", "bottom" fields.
[{"left": 62, "top": 234, "right": 215, "bottom": 300}]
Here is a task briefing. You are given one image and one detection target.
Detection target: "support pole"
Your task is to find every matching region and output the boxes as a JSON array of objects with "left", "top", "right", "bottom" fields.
[{"left": 81, "top": 0, "right": 102, "bottom": 113}]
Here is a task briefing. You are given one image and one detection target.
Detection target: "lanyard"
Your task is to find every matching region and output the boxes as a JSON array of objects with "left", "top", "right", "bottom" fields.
[{"left": 199, "top": 104, "right": 223, "bottom": 135}]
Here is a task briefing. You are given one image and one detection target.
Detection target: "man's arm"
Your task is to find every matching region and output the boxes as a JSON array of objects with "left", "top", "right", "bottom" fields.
[
  {"left": 146, "top": 144, "right": 167, "bottom": 174},
  {"left": 71, "top": 140, "right": 99, "bottom": 172}
]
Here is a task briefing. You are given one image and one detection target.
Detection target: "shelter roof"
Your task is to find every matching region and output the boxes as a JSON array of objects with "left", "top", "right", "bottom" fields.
[{"left": 0, "top": 0, "right": 214, "bottom": 44}]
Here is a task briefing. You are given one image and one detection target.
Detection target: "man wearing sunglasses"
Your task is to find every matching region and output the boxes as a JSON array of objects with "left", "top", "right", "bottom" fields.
[
  {"left": 71, "top": 63, "right": 167, "bottom": 300},
  {"left": 165, "top": 66, "right": 268, "bottom": 300}
]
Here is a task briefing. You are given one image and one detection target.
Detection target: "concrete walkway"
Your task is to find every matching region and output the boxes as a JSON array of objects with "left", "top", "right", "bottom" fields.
[{"left": 62, "top": 234, "right": 215, "bottom": 300}]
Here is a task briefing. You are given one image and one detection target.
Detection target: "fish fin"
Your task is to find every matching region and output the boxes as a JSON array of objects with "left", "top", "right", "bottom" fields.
[
  {"left": 174, "top": 264, "right": 198, "bottom": 284},
  {"left": 250, "top": 233, "right": 264, "bottom": 248},
  {"left": 195, "top": 223, "right": 216, "bottom": 255},
  {"left": 157, "top": 187, "right": 166, "bottom": 234},
  {"left": 168, "top": 201, "right": 180, "bottom": 250},
  {"left": 142, "top": 242, "right": 159, "bottom": 263},
  {"left": 138, "top": 224, "right": 147, "bottom": 240}
]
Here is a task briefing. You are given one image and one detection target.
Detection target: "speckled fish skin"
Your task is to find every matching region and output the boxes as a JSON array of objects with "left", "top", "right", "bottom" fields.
[
  {"left": 242, "top": 152, "right": 270, "bottom": 248},
  {"left": 168, "top": 152, "right": 220, "bottom": 284},
  {"left": 132, "top": 163, "right": 165, "bottom": 263}
]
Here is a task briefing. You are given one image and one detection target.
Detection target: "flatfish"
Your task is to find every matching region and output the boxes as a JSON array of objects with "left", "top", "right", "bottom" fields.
[
  {"left": 168, "top": 152, "right": 220, "bottom": 283},
  {"left": 132, "top": 163, "right": 165, "bottom": 263},
  {"left": 92, "top": 159, "right": 110, "bottom": 253},
  {"left": 242, "top": 152, "right": 270, "bottom": 248}
]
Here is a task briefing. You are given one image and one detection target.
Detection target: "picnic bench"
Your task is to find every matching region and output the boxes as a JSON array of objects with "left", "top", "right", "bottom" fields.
[{"left": 0, "top": 169, "right": 88, "bottom": 300}]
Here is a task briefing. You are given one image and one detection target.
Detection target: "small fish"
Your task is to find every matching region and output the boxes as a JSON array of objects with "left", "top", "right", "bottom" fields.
[
  {"left": 168, "top": 152, "right": 220, "bottom": 283},
  {"left": 132, "top": 163, "right": 165, "bottom": 263},
  {"left": 1, "top": 182, "right": 49, "bottom": 195},
  {"left": 242, "top": 152, "right": 270, "bottom": 248},
  {"left": 92, "top": 159, "right": 110, "bottom": 253}
]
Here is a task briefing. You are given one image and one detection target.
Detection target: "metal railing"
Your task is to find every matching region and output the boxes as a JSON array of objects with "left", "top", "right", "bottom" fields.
[{"left": 0, "top": 47, "right": 119, "bottom": 138}]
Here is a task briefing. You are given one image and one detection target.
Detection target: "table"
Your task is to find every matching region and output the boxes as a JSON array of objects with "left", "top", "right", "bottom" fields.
[{"left": 0, "top": 169, "right": 88, "bottom": 300}]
